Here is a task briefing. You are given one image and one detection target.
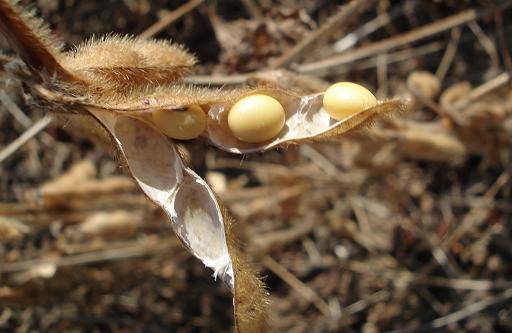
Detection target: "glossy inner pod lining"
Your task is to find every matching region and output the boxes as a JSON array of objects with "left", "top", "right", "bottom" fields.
[
  {"left": 88, "top": 109, "right": 234, "bottom": 290},
  {"left": 205, "top": 92, "right": 403, "bottom": 154}
]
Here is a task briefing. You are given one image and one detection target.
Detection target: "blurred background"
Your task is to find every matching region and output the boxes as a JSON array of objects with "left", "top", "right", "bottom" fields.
[{"left": 1, "top": 0, "right": 512, "bottom": 332}]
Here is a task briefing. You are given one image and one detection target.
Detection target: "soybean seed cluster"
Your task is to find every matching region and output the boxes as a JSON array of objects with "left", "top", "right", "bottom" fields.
[{"left": 151, "top": 82, "right": 377, "bottom": 142}]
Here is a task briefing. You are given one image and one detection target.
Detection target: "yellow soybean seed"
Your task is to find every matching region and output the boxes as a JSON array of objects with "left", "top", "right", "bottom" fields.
[
  {"left": 152, "top": 105, "right": 207, "bottom": 140},
  {"left": 228, "top": 94, "right": 285, "bottom": 143},
  {"left": 323, "top": 82, "right": 377, "bottom": 120}
]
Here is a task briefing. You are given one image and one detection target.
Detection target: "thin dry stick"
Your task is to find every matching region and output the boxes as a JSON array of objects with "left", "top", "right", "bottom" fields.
[
  {"left": 494, "top": 11, "right": 512, "bottom": 71},
  {"left": 300, "top": 145, "right": 342, "bottom": 178},
  {"left": 442, "top": 169, "right": 510, "bottom": 248},
  {"left": 341, "top": 22, "right": 512, "bottom": 75},
  {"left": 416, "top": 170, "right": 511, "bottom": 277},
  {"left": 0, "top": 90, "right": 32, "bottom": 128},
  {"left": 0, "top": 115, "right": 52, "bottom": 164},
  {"left": 139, "top": 0, "right": 204, "bottom": 39},
  {"left": 337, "top": 40, "right": 445, "bottom": 74},
  {"left": 333, "top": 0, "right": 419, "bottom": 52},
  {"left": 423, "top": 276, "right": 512, "bottom": 291},
  {"left": 262, "top": 256, "right": 331, "bottom": 318},
  {"left": 333, "top": 7, "right": 391, "bottom": 53},
  {"left": 408, "top": 85, "right": 467, "bottom": 126},
  {"left": 435, "top": 27, "right": 461, "bottom": 81},
  {"left": 453, "top": 71, "right": 511, "bottom": 109},
  {"left": 385, "top": 289, "right": 512, "bottom": 333},
  {"left": 376, "top": 52, "right": 388, "bottom": 98},
  {"left": 341, "top": 290, "right": 390, "bottom": 316},
  {"left": 347, "top": 260, "right": 512, "bottom": 291},
  {"left": 239, "top": 0, "right": 263, "bottom": 19},
  {"left": 468, "top": 20, "right": 500, "bottom": 71},
  {"left": 298, "top": 3, "right": 512, "bottom": 74},
  {"left": 0, "top": 238, "right": 177, "bottom": 273},
  {"left": 270, "top": 0, "right": 371, "bottom": 69}
]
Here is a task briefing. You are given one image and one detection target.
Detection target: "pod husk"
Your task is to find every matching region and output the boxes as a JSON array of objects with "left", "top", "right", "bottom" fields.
[{"left": 88, "top": 109, "right": 269, "bottom": 332}]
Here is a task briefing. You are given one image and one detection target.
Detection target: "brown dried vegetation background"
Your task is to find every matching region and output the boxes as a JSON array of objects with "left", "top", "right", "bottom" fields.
[{"left": 1, "top": 0, "right": 512, "bottom": 332}]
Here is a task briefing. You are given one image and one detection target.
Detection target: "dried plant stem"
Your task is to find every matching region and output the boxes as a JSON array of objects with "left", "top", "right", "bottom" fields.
[
  {"left": 336, "top": 40, "right": 445, "bottom": 74},
  {"left": 333, "top": 7, "right": 392, "bottom": 53},
  {"left": 239, "top": 0, "right": 263, "bottom": 19},
  {"left": 333, "top": 1, "right": 418, "bottom": 53},
  {"left": 453, "top": 71, "right": 511, "bottom": 109},
  {"left": 262, "top": 256, "right": 331, "bottom": 318},
  {"left": 0, "top": 115, "right": 52, "bottom": 164},
  {"left": 341, "top": 290, "right": 390, "bottom": 316},
  {"left": 385, "top": 289, "right": 512, "bottom": 333},
  {"left": 435, "top": 27, "right": 461, "bottom": 82},
  {"left": 376, "top": 52, "right": 388, "bottom": 98},
  {"left": 0, "top": 237, "right": 177, "bottom": 273},
  {"left": 300, "top": 145, "right": 341, "bottom": 177},
  {"left": 139, "top": 0, "right": 204, "bottom": 39},
  {"left": 417, "top": 169, "right": 511, "bottom": 278},
  {"left": 442, "top": 170, "right": 510, "bottom": 248},
  {"left": 468, "top": 20, "right": 500, "bottom": 71},
  {"left": 494, "top": 11, "right": 512, "bottom": 71},
  {"left": 0, "top": 90, "right": 32, "bottom": 128},
  {"left": 271, "top": 0, "right": 371, "bottom": 69},
  {"left": 298, "top": 3, "right": 512, "bottom": 74},
  {"left": 408, "top": 86, "right": 467, "bottom": 126},
  {"left": 347, "top": 260, "right": 512, "bottom": 291},
  {"left": 250, "top": 214, "right": 316, "bottom": 252}
]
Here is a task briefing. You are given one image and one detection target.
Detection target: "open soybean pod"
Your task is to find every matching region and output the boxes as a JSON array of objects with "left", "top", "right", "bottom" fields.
[
  {"left": 204, "top": 89, "right": 405, "bottom": 154},
  {"left": 87, "top": 109, "right": 268, "bottom": 332},
  {"left": 35, "top": 83, "right": 405, "bottom": 155}
]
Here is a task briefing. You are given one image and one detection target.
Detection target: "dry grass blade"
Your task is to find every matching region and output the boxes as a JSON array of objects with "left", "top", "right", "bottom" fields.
[
  {"left": 298, "top": 3, "right": 512, "bottom": 74},
  {"left": 333, "top": 3, "right": 408, "bottom": 53},
  {"left": 139, "top": 0, "right": 205, "bottom": 39},
  {"left": 271, "top": 0, "right": 372, "bottom": 68},
  {"left": 386, "top": 289, "right": 512, "bottom": 333},
  {"left": 262, "top": 256, "right": 331, "bottom": 317},
  {"left": 239, "top": 0, "right": 263, "bottom": 19},
  {"left": 0, "top": 237, "right": 175, "bottom": 273},
  {"left": 0, "top": 115, "right": 52, "bottom": 164},
  {"left": 452, "top": 72, "right": 511, "bottom": 109},
  {"left": 0, "top": 89, "right": 32, "bottom": 127}
]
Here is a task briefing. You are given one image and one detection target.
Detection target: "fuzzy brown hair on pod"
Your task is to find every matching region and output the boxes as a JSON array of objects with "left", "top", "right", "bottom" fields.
[{"left": 60, "top": 35, "right": 197, "bottom": 91}]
